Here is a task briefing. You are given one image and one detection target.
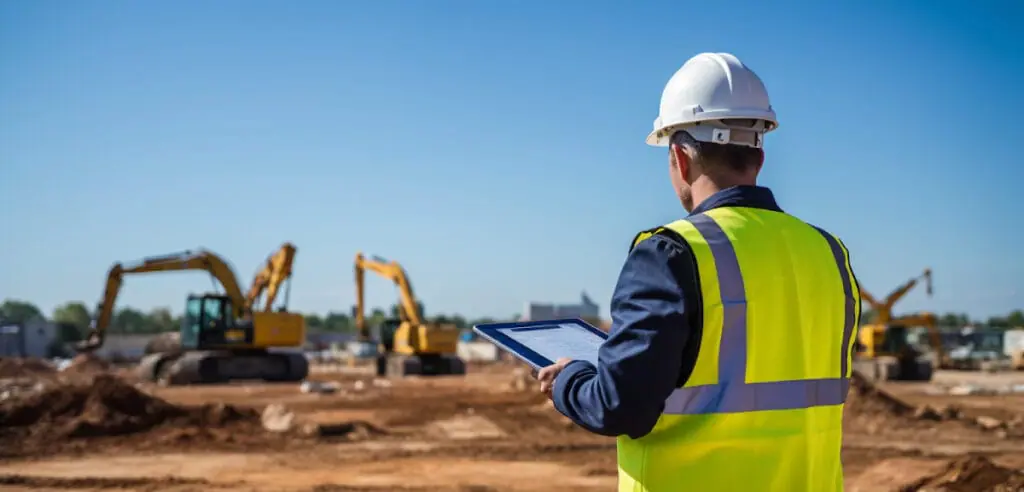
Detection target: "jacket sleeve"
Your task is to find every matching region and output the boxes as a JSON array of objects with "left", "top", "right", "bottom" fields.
[{"left": 551, "top": 234, "right": 694, "bottom": 439}]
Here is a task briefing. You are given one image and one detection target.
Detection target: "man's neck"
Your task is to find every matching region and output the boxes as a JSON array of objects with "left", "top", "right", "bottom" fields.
[{"left": 690, "top": 175, "right": 756, "bottom": 211}]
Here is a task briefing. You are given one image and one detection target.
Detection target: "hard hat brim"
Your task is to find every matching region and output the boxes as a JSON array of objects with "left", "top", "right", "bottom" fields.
[{"left": 646, "top": 130, "right": 670, "bottom": 147}]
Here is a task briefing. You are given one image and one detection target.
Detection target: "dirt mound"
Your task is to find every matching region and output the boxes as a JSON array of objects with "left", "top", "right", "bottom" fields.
[
  {"left": 61, "top": 352, "right": 113, "bottom": 376},
  {"left": 846, "top": 371, "right": 916, "bottom": 417},
  {"left": 0, "top": 374, "right": 273, "bottom": 457},
  {"left": 901, "top": 456, "right": 1024, "bottom": 492},
  {"left": 0, "top": 357, "right": 57, "bottom": 378},
  {"left": 843, "top": 372, "right": 995, "bottom": 438}
]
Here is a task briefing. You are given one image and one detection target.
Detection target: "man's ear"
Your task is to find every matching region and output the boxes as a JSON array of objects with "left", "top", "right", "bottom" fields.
[{"left": 670, "top": 143, "right": 690, "bottom": 181}]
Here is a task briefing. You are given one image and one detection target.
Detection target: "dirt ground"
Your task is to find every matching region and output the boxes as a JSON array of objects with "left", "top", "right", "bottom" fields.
[{"left": 1, "top": 358, "right": 1023, "bottom": 492}]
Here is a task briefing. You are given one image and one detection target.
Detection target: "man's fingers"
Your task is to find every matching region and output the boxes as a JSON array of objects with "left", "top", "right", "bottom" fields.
[{"left": 537, "top": 367, "right": 553, "bottom": 381}]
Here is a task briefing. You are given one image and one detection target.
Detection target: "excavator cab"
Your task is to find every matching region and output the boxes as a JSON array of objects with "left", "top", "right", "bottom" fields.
[
  {"left": 374, "top": 318, "right": 402, "bottom": 352},
  {"left": 181, "top": 294, "right": 253, "bottom": 350},
  {"left": 880, "top": 324, "right": 912, "bottom": 354}
]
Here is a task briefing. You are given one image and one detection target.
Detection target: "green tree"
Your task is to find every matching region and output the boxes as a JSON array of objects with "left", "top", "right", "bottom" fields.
[
  {"left": 323, "top": 312, "right": 352, "bottom": 332},
  {"left": 52, "top": 301, "right": 92, "bottom": 331},
  {"left": 54, "top": 322, "right": 84, "bottom": 344},
  {"left": 0, "top": 299, "right": 43, "bottom": 324},
  {"left": 305, "top": 314, "right": 324, "bottom": 331},
  {"left": 939, "top": 312, "right": 971, "bottom": 328},
  {"left": 987, "top": 316, "right": 1010, "bottom": 329},
  {"left": 147, "top": 307, "right": 177, "bottom": 332},
  {"left": 389, "top": 301, "right": 425, "bottom": 320},
  {"left": 1006, "top": 310, "right": 1024, "bottom": 328},
  {"left": 470, "top": 317, "right": 497, "bottom": 326},
  {"left": 113, "top": 307, "right": 148, "bottom": 333}
]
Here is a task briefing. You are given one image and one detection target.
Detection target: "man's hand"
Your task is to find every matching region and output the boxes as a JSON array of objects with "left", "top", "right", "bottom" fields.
[{"left": 536, "top": 357, "right": 573, "bottom": 398}]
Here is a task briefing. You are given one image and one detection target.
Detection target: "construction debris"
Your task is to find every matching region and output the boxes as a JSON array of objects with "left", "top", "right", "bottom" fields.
[
  {"left": 900, "top": 456, "right": 1024, "bottom": 492},
  {"left": 299, "top": 380, "right": 341, "bottom": 394}
]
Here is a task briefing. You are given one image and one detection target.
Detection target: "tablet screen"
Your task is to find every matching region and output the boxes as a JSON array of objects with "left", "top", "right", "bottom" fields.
[{"left": 499, "top": 322, "right": 603, "bottom": 366}]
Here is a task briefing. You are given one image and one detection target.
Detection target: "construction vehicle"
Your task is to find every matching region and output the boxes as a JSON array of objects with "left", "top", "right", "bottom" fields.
[
  {"left": 76, "top": 244, "right": 308, "bottom": 385},
  {"left": 853, "top": 268, "right": 944, "bottom": 381},
  {"left": 143, "top": 243, "right": 300, "bottom": 355},
  {"left": 353, "top": 252, "right": 465, "bottom": 377}
]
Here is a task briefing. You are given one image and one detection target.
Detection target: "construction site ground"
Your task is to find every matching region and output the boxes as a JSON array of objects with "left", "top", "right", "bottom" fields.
[{"left": 2, "top": 358, "right": 1023, "bottom": 492}]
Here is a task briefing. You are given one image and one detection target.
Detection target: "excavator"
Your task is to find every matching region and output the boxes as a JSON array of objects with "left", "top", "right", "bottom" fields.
[
  {"left": 143, "top": 242, "right": 300, "bottom": 355},
  {"left": 853, "top": 268, "right": 946, "bottom": 381},
  {"left": 76, "top": 243, "right": 308, "bottom": 385},
  {"left": 353, "top": 252, "right": 465, "bottom": 377}
]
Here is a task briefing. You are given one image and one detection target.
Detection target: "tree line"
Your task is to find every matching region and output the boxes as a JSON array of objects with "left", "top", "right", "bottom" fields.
[
  {"left": 2, "top": 298, "right": 1021, "bottom": 344},
  {"left": 859, "top": 308, "right": 1024, "bottom": 329},
  {"left": 0, "top": 298, "right": 508, "bottom": 342}
]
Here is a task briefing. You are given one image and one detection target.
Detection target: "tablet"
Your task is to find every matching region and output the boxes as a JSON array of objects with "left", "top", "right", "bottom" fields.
[{"left": 473, "top": 318, "right": 608, "bottom": 370}]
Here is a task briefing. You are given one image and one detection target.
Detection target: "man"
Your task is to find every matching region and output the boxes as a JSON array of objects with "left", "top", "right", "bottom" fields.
[{"left": 537, "top": 52, "right": 860, "bottom": 491}]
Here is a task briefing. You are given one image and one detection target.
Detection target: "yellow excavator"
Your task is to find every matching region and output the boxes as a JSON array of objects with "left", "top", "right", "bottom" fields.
[
  {"left": 353, "top": 252, "right": 465, "bottom": 377},
  {"left": 853, "top": 268, "right": 944, "bottom": 381},
  {"left": 76, "top": 243, "right": 308, "bottom": 384}
]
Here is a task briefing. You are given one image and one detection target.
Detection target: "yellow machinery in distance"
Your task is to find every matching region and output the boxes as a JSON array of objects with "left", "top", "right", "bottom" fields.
[
  {"left": 246, "top": 242, "right": 298, "bottom": 312},
  {"left": 853, "top": 268, "right": 944, "bottom": 381},
  {"left": 354, "top": 252, "right": 465, "bottom": 377},
  {"left": 77, "top": 243, "right": 307, "bottom": 385}
]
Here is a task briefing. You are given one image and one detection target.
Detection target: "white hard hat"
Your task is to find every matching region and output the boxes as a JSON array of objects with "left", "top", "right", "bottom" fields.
[{"left": 647, "top": 52, "right": 778, "bottom": 148}]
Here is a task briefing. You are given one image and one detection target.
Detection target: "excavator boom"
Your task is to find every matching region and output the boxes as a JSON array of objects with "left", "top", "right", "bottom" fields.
[
  {"left": 353, "top": 252, "right": 423, "bottom": 338},
  {"left": 78, "top": 249, "right": 247, "bottom": 352},
  {"left": 246, "top": 242, "right": 297, "bottom": 312},
  {"left": 858, "top": 268, "right": 932, "bottom": 324}
]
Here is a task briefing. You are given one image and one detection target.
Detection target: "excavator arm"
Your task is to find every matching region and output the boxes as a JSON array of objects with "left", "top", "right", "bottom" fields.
[
  {"left": 353, "top": 252, "right": 422, "bottom": 340},
  {"left": 857, "top": 268, "right": 932, "bottom": 324},
  {"left": 245, "top": 242, "right": 297, "bottom": 312},
  {"left": 858, "top": 289, "right": 881, "bottom": 311},
  {"left": 77, "top": 250, "right": 246, "bottom": 352}
]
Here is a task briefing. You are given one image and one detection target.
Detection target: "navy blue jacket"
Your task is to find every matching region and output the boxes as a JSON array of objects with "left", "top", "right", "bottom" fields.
[{"left": 551, "top": 185, "right": 783, "bottom": 439}]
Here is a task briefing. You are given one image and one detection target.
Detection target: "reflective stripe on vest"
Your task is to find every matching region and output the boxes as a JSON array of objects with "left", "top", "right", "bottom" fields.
[{"left": 641, "top": 214, "right": 857, "bottom": 415}]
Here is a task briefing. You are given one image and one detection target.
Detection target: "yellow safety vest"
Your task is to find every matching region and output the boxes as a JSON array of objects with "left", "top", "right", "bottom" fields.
[{"left": 618, "top": 206, "right": 860, "bottom": 492}]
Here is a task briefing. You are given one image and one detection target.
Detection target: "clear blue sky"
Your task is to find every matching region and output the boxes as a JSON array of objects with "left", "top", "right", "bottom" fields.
[{"left": 2, "top": 1, "right": 1022, "bottom": 321}]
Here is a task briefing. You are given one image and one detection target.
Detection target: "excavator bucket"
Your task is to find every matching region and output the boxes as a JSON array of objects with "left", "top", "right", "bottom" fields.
[{"left": 73, "top": 331, "right": 103, "bottom": 352}]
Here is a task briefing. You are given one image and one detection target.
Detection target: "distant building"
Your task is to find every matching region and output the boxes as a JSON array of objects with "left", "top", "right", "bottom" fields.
[
  {"left": 95, "top": 334, "right": 153, "bottom": 361},
  {"left": 0, "top": 319, "right": 59, "bottom": 358},
  {"left": 522, "top": 291, "right": 600, "bottom": 321}
]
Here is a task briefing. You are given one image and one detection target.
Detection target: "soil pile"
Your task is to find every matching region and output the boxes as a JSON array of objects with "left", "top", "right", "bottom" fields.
[
  {"left": 900, "top": 456, "right": 1024, "bottom": 492},
  {"left": 61, "top": 353, "right": 113, "bottom": 376},
  {"left": 844, "top": 372, "right": 976, "bottom": 436},
  {"left": 846, "top": 372, "right": 915, "bottom": 416},
  {"left": 0, "top": 357, "right": 57, "bottom": 379},
  {"left": 0, "top": 374, "right": 271, "bottom": 457}
]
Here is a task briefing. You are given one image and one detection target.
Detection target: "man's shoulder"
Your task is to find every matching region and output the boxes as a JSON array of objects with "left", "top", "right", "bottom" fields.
[
  {"left": 628, "top": 222, "right": 692, "bottom": 254},
  {"left": 800, "top": 220, "right": 850, "bottom": 249}
]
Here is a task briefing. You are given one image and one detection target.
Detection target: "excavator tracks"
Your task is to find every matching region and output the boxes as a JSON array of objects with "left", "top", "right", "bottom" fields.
[
  {"left": 137, "top": 351, "right": 309, "bottom": 385},
  {"left": 375, "top": 353, "right": 467, "bottom": 377}
]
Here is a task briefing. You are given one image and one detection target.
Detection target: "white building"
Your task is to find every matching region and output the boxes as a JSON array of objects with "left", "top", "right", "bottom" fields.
[{"left": 522, "top": 291, "right": 600, "bottom": 321}]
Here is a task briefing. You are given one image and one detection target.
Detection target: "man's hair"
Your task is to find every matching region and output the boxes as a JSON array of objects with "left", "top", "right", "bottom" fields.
[{"left": 670, "top": 128, "right": 763, "bottom": 175}]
